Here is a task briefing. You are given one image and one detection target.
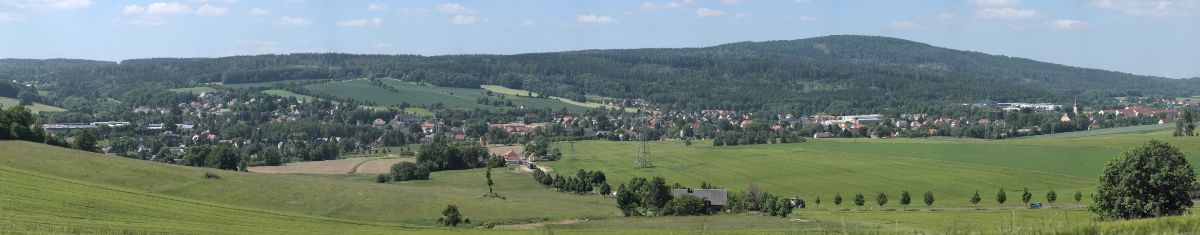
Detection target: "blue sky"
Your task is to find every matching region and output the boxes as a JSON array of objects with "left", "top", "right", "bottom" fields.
[{"left": 1, "top": 0, "right": 1198, "bottom": 78}]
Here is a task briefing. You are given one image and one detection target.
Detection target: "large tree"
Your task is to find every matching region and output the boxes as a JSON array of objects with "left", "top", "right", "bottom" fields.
[{"left": 1091, "top": 140, "right": 1196, "bottom": 220}]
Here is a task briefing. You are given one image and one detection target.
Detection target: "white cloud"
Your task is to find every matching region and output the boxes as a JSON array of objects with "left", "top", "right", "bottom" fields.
[
  {"left": 967, "top": 0, "right": 1019, "bottom": 7},
  {"left": 248, "top": 8, "right": 270, "bottom": 15},
  {"left": 640, "top": 1, "right": 684, "bottom": 10},
  {"left": 114, "top": 16, "right": 169, "bottom": 26},
  {"left": 0, "top": 12, "right": 27, "bottom": 21},
  {"left": 718, "top": 0, "right": 743, "bottom": 4},
  {"left": 274, "top": 16, "right": 311, "bottom": 26},
  {"left": 517, "top": 19, "right": 538, "bottom": 28},
  {"left": 1087, "top": 0, "right": 1200, "bottom": 16},
  {"left": 695, "top": 7, "right": 724, "bottom": 17},
  {"left": 1048, "top": 19, "right": 1087, "bottom": 30},
  {"left": 191, "top": 0, "right": 238, "bottom": 4},
  {"left": 373, "top": 42, "right": 393, "bottom": 49},
  {"left": 368, "top": 3, "right": 386, "bottom": 12},
  {"left": 194, "top": 4, "right": 227, "bottom": 16},
  {"left": 122, "top": 5, "right": 146, "bottom": 14},
  {"left": 888, "top": 20, "right": 918, "bottom": 29},
  {"left": 735, "top": 13, "right": 749, "bottom": 19},
  {"left": 437, "top": 2, "right": 477, "bottom": 14},
  {"left": 575, "top": 14, "right": 617, "bottom": 25},
  {"left": 975, "top": 8, "right": 1037, "bottom": 19},
  {"left": 338, "top": 17, "right": 383, "bottom": 27},
  {"left": 145, "top": 2, "right": 193, "bottom": 15},
  {"left": 398, "top": 7, "right": 429, "bottom": 15},
  {"left": 447, "top": 14, "right": 476, "bottom": 25}
]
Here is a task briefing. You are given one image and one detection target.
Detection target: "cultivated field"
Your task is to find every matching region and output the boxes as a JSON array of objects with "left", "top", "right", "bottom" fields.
[
  {"left": 487, "top": 144, "right": 524, "bottom": 156},
  {"left": 0, "top": 97, "right": 66, "bottom": 113},
  {"left": 354, "top": 157, "right": 415, "bottom": 174},
  {"left": 248, "top": 158, "right": 370, "bottom": 174},
  {"left": 481, "top": 85, "right": 639, "bottom": 112},
  {"left": 168, "top": 86, "right": 218, "bottom": 94}
]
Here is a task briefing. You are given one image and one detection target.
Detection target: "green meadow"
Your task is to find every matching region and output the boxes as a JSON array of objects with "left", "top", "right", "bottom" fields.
[
  {"left": 3, "top": 127, "right": 1200, "bottom": 233},
  {"left": 0, "top": 97, "right": 66, "bottom": 113},
  {"left": 304, "top": 79, "right": 592, "bottom": 112}
]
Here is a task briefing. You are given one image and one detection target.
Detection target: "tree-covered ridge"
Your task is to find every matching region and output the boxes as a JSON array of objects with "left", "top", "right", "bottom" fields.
[{"left": 2, "top": 35, "right": 1196, "bottom": 114}]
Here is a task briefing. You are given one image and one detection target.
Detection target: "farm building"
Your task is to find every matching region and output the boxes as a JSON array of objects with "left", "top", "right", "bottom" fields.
[
  {"left": 503, "top": 149, "right": 522, "bottom": 165},
  {"left": 671, "top": 189, "right": 728, "bottom": 212}
]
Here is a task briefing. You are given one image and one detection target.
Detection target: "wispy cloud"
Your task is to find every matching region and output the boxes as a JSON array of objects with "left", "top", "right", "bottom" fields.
[
  {"left": 274, "top": 16, "right": 312, "bottom": 26},
  {"left": 194, "top": 4, "right": 228, "bottom": 16},
  {"left": 1048, "top": 19, "right": 1087, "bottom": 30},
  {"left": 248, "top": 8, "right": 270, "bottom": 15},
  {"left": 438, "top": 3, "right": 477, "bottom": 14},
  {"left": 338, "top": 17, "right": 382, "bottom": 27},
  {"left": 975, "top": 8, "right": 1037, "bottom": 19},
  {"left": 448, "top": 15, "right": 476, "bottom": 25},
  {"left": 695, "top": 7, "right": 724, "bottom": 17}
]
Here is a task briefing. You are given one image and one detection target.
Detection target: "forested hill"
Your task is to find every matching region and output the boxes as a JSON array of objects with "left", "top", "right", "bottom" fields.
[{"left": 2, "top": 35, "right": 1196, "bottom": 114}]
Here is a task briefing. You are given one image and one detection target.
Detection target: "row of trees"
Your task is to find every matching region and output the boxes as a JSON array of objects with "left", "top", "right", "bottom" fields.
[
  {"left": 725, "top": 184, "right": 793, "bottom": 217},
  {"left": 711, "top": 130, "right": 806, "bottom": 147},
  {"left": 531, "top": 168, "right": 611, "bottom": 196}
]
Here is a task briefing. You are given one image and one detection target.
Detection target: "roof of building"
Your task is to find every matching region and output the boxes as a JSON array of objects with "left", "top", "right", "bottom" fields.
[{"left": 671, "top": 189, "right": 728, "bottom": 206}]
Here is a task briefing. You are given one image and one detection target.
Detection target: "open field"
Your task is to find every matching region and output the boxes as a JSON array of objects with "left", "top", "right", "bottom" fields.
[
  {"left": 248, "top": 158, "right": 371, "bottom": 174},
  {"left": 262, "top": 89, "right": 331, "bottom": 103},
  {"left": 223, "top": 79, "right": 326, "bottom": 89},
  {"left": 482, "top": 85, "right": 639, "bottom": 113},
  {"left": 3, "top": 126, "right": 1200, "bottom": 233},
  {"left": 0, "top": 97, "right": 66, "bottom": 113},
  {"left": 304, "top": 79, "right": 591, "bottom": 112},
  {"left": 354, "top": 157, "right": 416, "bottom": 174},
  {"left": 488, "top": 144, "right": 525, "bottom": 156},
  {"left": 0, "top": 141, "right": 618, "bottom": 227},
  {"left": 169, "top": 86, "right": 218, "bottom": 94},
  {"left": 1010, "top": 123, "right": 1173, "bottom": 140},
  {"left": 0, "top": 165, "right": 428, "bottom": 234}
]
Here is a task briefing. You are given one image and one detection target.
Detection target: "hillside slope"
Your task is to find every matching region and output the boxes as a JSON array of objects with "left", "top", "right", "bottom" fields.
[
  {"left": 0, "top": 141, "right": 618, "bottom": 227},
  {"left": 4, "top": 35, "right": 1195, "bottom": 113}
]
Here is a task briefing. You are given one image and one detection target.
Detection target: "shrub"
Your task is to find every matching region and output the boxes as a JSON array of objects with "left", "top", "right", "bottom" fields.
[
  {"left": 375, "top": 174, "right": 390, "bottom": 183},
  {"left": 440, "top": 205, "right": 463, "bottom": 226},
  {"left": 662, "top": 195, "right": 712, "bottom": 216},
  {"left": 203, "top": 172, "right": 220, "bottom": 179},
  {"left": 390, "top": 162, "right": 431, "bottom": 181}
]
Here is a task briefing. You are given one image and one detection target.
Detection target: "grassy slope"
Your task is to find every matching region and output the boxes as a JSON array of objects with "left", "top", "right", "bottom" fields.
[
  {"left": 169, "top": 86, "right": 218, "bottom": 94},
  {"left": 0, "top": 165, "right": 429, "bottom": 234},
  {"left": 0, "top": 141, "right": 617, "bottom": 227},
  {"left": 547, "top": 139, "right": 1095, "bottom": 207},
  {"left": 0, "top": 97, "right": 66, "bottom": 113}
]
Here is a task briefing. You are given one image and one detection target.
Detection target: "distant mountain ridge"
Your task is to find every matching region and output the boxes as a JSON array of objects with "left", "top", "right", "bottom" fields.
[{"left": 0, "top": 35, "right": 1195, "bottom": 113}]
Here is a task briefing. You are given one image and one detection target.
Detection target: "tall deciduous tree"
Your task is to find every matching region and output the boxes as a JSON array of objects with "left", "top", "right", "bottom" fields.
[
  {"left": 899, "top": 191, "right": 912, "bottom": 210},
  {"left": 1046, "top": 190, "right": 1058, "bottom": 207},
  {"left": 1091, "top": 140, "right": 1196, "bottom": 220},
  {"left": 970, "top": 191, "right": 982, "bottom": 207},
  {"left": 996, "top": 189, "right": 1007, "bottom": 208},
  {"left": 923, "top": 191, "right": 935, "bottom": 208}
]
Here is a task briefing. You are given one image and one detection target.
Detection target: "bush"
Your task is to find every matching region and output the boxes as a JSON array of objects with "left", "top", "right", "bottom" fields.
[
  {"left": 662, "top": 195, "right": 712, "bottom": 216},
  {"left": 203, "top": 172, "right": 220, "bottom": 179},
  {"left": 1091, "top": 140, "right": 1196, "bottom": 220},
  {"left": 440, "top": 205, "right": 463, "bottom": 226},
  {"left": 390, "top": 162, "right": 431, "bottom": 181},
  {"left": 375, "top": 174, "right": 390, "bottom": 183}
]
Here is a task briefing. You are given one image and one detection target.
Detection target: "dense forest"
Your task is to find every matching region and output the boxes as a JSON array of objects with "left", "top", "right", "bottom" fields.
[{"left": 2, "top": 35, "right": 1197, "bottom": 114}]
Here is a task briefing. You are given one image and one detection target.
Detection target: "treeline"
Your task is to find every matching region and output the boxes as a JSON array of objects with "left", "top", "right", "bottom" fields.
[
  {"left": 0, "top": 106, "right": 45, "bottom": 142},
  {"left": 416, "top": 137, "right": 489, "bottom": 172},
  {"left": 531, "top": 168, "right": 611, "bottom": 195}
]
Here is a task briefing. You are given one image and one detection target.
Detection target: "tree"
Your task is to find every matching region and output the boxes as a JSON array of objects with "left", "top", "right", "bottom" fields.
[
  {"left": 923, "top": 191, "right": 935, "bottom": 208},
  {"left": 853, "top": 193, "right": 865, "bottom": 209},
  {"left": 73, "top": 130, "right": 98, "bottom": 152},
  {"left": 390, "top": 162, "right": 431, "bottom": 181},
  {"left": 648, "top": 177, "right": 673, "bottom": 213},
  {"left": 440, "top": 205, "right": 462, "bottom": 226},
  {"left": 485, "top": 165, "right": 495, "bottom": 196},
  {"left": 599, "top": 183, "right": 612, "bottom": 196},
  {"left": 1074, "top": 191, "right": 1083, "bottom": 206},
  {"left": 996, "top": 189, "right": 1007, "bottom": 208},
  {"left": 970, "top": 191, "right": 982, "bottom": 207},
  {"left": 899, "top": 191, "right": 912, "bottom": 210},
  {"left": 1021, "top": 187, "right": 1033, "bottom": 205},
  {"left": 876, "top": 192, "right": 888, "bottom": 209},
  {"left": 616, "top": 184, "right": 638, "bottom": 216},
  {"left": 814, "top": 196, "right": 822, "bottom": 208},
  {"left": 1046, "top": 190, "right": 1058, "bottom": 207},
  {"left": 662, "top": 195, "right": 711, "bottom": 216},
  {"left": 375, "top": 174, "right": 389, "bottom": 183},
  {"left": 834, "top": 194, "right": 843, "bottom": 206},
  {"left": 1091, "top": 140, "right": 1196, "bottom": 220}
]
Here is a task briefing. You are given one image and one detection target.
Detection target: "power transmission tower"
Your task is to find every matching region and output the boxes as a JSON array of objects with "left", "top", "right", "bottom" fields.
[
  {"left": 568, "top": 141, "right": 576, "bottom": 161},
  {"left": 635, "top": 135, "right": 652, "bottom": 168}
]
